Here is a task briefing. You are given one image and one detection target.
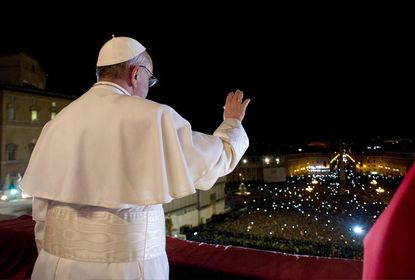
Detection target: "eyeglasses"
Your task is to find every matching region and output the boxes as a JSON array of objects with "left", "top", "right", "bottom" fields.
[{"left": 139, "top": 65, "right": 158, "bottom": 87}]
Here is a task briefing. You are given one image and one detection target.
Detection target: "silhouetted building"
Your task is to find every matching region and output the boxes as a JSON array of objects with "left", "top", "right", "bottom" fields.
[{"left": 0, "top": 53, "right": 46, "bottom": 90}]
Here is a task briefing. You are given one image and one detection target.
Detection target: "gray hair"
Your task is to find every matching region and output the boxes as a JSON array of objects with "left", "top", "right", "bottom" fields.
[{"left": 96, "top": 52, "right": 148, "bottom": 80}]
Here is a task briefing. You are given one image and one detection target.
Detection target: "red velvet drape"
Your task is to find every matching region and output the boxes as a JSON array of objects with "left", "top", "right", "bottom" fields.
[{"left": 363, "top": 163, "right": 415, "bottom": 279}]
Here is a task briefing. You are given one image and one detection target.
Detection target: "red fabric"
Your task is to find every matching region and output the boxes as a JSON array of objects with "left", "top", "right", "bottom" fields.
[
  {"left": 363, "top": 163, "right": 415, "bottom": 279},
  {"left": 167, "top": 237, "right": 362, "bottom": 280},
  {"left": 0, "top": 215, "right": 37, "bottom": 280}
]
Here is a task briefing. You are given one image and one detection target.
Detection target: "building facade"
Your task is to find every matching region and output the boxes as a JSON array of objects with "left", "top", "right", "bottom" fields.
[
  {"left": 164, "top": 176, "right": 227, "bottom": 236},
  {"left": 0, "top": 53, "right": 74, "bottom": 190}
]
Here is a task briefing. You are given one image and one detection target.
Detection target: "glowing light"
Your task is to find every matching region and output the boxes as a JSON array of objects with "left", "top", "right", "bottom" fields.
[
  {"left": 376, "top": 187, "right": 385, "bottom": 193},
  {"left": 353, "top": 226, "right": 364, "bottom": 234},
  {"left": 330, "top": 154, "right": 340, "bottom": 164},
  {"left": 346, "top": 154, "right": 355, "bottom": 162}
]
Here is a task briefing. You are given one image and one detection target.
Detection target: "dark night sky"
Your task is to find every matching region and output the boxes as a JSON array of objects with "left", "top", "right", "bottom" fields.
[{"left": 1, "top": 6, "right": 413, "bottom": 150}]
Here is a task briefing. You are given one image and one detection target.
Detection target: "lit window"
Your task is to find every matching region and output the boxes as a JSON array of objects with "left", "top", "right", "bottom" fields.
[
  {"left": 30, "top": 101, "right": 39, "bottom": 122},
  {"left": 31, "top": 110, "right": 38, "bottom": 121},
  {"left": 50, "top": 102, "right": 57, "bottom": 120}
]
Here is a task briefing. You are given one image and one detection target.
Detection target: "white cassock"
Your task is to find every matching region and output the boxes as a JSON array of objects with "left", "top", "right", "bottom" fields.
[{"left": 21, "top": 82, "right": 249, "bottom": 280}]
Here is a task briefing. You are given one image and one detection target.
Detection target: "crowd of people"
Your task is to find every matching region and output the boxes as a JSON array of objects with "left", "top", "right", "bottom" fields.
[{"left": 187, "top": 170, "right": 403, "bottom": 260}]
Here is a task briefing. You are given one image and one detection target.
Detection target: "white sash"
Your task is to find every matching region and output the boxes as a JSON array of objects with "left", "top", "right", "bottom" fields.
[{"left": 43, "top": 205, "right": 165, "bottom": 263}]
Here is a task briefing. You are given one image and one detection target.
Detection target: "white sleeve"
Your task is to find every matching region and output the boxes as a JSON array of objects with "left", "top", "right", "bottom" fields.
[
  {"left": 162, "top": 106, "right": 249, "bottom": 193},
  {"left": 32, "top": 197, "right": 49, "bottom": 253},
  {"left": 193, "top": 118, "right": 249, "bottom": 190}
]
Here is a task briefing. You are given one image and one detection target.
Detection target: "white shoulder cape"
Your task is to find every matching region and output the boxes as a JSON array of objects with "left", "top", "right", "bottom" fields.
[{"left": 21, "top": 85, "right": 249, "bottom": 208}]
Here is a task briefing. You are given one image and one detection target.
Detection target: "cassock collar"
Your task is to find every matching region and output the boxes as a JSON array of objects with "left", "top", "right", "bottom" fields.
[{"left": 93, "top": 81, "right": 131, "bottom": 96}]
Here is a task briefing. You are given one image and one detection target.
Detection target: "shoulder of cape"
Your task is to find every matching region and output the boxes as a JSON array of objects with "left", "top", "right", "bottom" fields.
[
  {"left": 70, "top": 86, "right": 176, "bottom": 115},
  {"left": 50, "top": 86, "right": 187, "bottom": 129}
]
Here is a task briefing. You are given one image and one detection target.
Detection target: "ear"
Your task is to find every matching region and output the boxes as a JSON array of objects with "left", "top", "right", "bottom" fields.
[{"left": 130, "top": 65, "right": 139, "bottom": 84}]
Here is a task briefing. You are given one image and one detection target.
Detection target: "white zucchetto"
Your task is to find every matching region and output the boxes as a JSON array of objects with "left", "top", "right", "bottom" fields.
[{"left": 96, "top": 36, "right": 146, "bottom": 67}]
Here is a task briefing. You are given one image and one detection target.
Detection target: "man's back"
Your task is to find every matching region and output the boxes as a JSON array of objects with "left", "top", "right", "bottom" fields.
[{"left": 22, "top": 84, "right": 198, "bottom": 208}]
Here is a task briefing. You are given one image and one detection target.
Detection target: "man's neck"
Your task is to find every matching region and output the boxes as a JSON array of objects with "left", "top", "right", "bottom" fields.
[{"left": 95, "top": 80, "right": 131, "bottom": 96}]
